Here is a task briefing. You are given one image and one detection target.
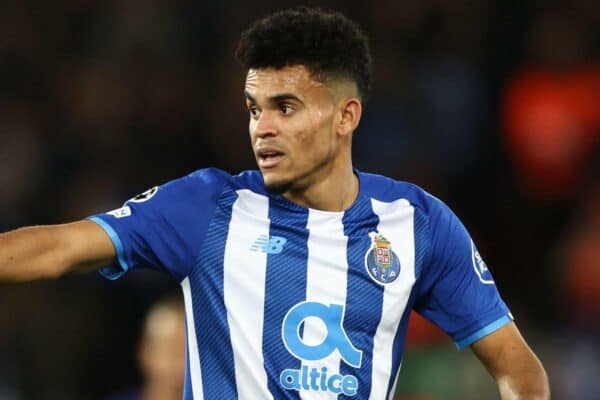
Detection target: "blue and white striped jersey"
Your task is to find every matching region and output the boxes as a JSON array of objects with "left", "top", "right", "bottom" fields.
[{"left": 90, "top": 168, "right": 512, "bottom": 399}]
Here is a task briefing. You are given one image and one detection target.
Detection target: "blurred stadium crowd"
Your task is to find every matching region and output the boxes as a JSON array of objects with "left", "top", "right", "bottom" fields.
[{"left": 0, "top": 0, "right": 598, "bottom": 399}]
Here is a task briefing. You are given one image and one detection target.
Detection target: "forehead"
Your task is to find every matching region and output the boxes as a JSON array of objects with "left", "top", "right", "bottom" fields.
[{"left": 245, "top": 65, "right": 327, "bottom": 98}]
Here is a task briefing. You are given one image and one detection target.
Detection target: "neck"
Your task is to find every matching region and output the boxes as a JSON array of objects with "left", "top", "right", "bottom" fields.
[
  {"left": 140, "top": 383, "right": 182, "bottom": 400},
  {"left": 283, "top": 161, "right": 359, "bottom": 211}
]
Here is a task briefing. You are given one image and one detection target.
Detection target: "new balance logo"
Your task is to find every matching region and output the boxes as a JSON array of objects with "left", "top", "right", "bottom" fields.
[{"left": 250, "top": 235, "right": 287, "bottom": 254}]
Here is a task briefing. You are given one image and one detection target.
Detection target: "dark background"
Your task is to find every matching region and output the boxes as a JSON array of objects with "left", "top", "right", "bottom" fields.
[{"left": 0, "top": 0, "right": 598, "bottom": 399}]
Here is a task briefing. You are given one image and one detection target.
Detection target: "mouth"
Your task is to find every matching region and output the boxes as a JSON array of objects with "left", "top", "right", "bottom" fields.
[{"left": 256, "top": 148, "right": 285, "bottom": 169}]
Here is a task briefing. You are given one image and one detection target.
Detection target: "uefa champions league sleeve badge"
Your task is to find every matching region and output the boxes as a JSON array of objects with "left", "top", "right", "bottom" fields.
[{"left": 364, "top": 232, "right": 401, "bottom": 285}]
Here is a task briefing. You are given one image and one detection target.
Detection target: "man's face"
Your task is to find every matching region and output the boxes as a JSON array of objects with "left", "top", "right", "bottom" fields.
[
  {"left": 139, "top": 309, "right": 186, "bottom": 392},
  {"left": 245, "top": 65, "right": 341, "bottom": 194}
]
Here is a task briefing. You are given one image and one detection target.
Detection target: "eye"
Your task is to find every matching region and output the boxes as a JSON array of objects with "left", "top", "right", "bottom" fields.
[
  {"left": 280, "top": 104, "right": 294, "bottom": 115},
  {"left": 248, "top": 105, "right": 260, "bottom": 118}
]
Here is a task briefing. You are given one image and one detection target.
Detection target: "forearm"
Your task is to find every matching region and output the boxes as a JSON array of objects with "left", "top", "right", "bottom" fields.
[
  {"left": 472, "top": 323, "right": 550, "bottom": 400},
  {"left": 496, "top": 335, "right": 550, "bottom": 400},
  {"left": 0, "top": 225, "right": 70, "bottom": 282},
  {"left": 497, "top": 361, "right": 550, "bottom": 400}
]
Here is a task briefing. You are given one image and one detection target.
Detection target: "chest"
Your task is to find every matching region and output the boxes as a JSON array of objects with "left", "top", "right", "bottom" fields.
[{"left": 199, "top": 192, "right": 418, "bottom": 332}]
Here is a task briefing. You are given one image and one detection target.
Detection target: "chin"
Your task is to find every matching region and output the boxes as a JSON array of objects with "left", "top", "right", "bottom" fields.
[{"left": 262, "top": 173, "right": 293, "bottom": 195}]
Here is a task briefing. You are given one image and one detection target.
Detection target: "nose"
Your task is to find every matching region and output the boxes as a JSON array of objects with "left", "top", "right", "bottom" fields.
[{"left": 251, "top": 110, "right": 278, "bottom": 139}]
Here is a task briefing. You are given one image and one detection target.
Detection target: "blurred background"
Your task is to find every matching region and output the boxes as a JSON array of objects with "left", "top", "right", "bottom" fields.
[{"left": 0, "top": 0, "right": 598, "bottom": 399}]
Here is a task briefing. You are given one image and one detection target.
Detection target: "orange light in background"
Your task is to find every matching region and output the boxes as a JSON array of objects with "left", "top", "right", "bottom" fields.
[
  {"left": 405, "top": 312, "right": 449, "bottom": 348},
  {"left": 503, "top": 67, "right": 600, "bottom": 198}
]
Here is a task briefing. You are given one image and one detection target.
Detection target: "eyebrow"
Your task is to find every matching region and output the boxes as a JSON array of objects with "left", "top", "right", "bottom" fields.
[{"left": 244, "top": 91, "right": 304, "bottom": 106}]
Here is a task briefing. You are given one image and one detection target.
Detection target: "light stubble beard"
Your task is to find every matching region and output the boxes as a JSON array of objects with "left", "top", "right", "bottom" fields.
[
  {"left": 261, "top": 152, "right": 332, "bottom": 197},
  {"left": 264, "top": 178, "right": 294, "bottom": 195}
]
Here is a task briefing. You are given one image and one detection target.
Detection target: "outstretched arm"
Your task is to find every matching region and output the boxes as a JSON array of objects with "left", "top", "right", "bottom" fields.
[
  {"left": 0, "top": 220, "right": 116, "bottom": 282},
  {"left": 471, "top": 322, "right": 550, "bottom": 400}
]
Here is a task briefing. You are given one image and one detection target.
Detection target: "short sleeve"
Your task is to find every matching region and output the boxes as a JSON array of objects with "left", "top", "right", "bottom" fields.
[
  {"left": 414, "top": 196, "right": 513, "bottom": 349},
  {"left": 88, "top": 168, "right": 227, "bottom": 281}
]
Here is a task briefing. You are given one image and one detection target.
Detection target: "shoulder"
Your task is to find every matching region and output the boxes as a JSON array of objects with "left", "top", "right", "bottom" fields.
[
  {"left": 185, "top": 167, "right": 233, "bottom": 188},
  {"left": 161, "top": 168, "right": 266, "bottom": 197},
  {"left": 231, "top": 169, "right": 268, "bottom": 194},
  {"left": 126, "top": 168, "right": 267, "bottom": 212},
  {"left": 187, "top": 168, "right": 266, "bottom": 192},
  {"left": 358, "top": 171, "right": 445, "bottom": 216},
  {"left": 358, "top": 172, "right": 464, "bottom": 243},
  {"left": 135, "top": 168, "right": 232, "bottom": 207}
]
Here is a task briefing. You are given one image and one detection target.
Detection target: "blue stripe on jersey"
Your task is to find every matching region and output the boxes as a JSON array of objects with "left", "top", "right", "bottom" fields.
[
  {"left": 339, "top": 195, "right": 384, "bottom": 399},
  {"left": 412, "top": 208, "right": 429, "bottom": 279},
  {"left": 190, "top": 190, "right": 238, "bottom": 399},
  {"left": 385, "top": 208, "right": 429, "bottom": 395},
  {"left": 262, "top": 201, "right": 309, "bottom": 399}
]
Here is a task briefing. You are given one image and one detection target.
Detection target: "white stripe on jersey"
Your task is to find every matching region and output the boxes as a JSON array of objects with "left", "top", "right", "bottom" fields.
[
  {"left": 223, "top": 190, "right": 273, "bottom": 400},
  {"left": 300, "top": 210, "right": 350, "bottom": 400},
  {"left": 370, "top": 199, "right": 416, "bottom": 399},
  {"left": 182, "top": 277, "right": 204, "bottom": 400}
]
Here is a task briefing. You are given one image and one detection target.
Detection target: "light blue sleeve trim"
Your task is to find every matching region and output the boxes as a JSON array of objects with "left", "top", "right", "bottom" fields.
[
  {"left": 455, "top": 315, "right": 513, "bottom": 350},
  {"left": 88, "top": 216, "right": 130, "bottom": 280}
]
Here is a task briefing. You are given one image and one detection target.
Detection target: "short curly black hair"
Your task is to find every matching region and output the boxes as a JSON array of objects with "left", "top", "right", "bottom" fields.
[{"left": 235, "top": 7, "right": 372, "bottom": 102}]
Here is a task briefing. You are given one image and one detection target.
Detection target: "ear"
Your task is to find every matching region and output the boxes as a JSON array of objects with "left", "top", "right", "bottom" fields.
[{"left": 337, "top": 98, "right": 362, "bottom": 137}]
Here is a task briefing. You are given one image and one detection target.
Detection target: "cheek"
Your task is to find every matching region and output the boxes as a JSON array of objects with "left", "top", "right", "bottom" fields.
[
  {"left": 304, "top": 113, "right": 333, "bottom": 150},
  {"left": 293, "top": 123, "right": 318, "bottom": 152},
  {"left": 282, "top": 111, "right": 333, "bottom": 168},
  {"left": 248, "top": 119, "right": 257, "bottom": 139},
  {"left": 293, "top": 127, "right": 329, "bottom": 166}
]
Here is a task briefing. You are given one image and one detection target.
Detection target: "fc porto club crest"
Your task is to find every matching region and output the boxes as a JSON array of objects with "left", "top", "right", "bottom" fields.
[{"left": 364, "top": 232, "right": 401, "bottom": 284}]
